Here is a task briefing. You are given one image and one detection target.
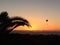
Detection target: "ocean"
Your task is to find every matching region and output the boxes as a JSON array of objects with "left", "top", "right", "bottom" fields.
[{"left": 11, "top": 30, "right": 60, "bottom": 35}]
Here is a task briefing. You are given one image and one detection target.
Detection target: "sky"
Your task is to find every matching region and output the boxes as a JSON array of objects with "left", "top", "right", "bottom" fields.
[{"left": 0, "top": 0, "right": 60, "bottom": 31}]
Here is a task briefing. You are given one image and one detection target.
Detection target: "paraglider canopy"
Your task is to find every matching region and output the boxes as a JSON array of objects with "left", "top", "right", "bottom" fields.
[{"left": 46, "top": 19, "right": 48, "bottom": 22}]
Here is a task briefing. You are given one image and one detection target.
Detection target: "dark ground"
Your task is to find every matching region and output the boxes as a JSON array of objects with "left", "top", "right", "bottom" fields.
[{"left": 0, "top": 33, "right": 60, "bottom": 45}]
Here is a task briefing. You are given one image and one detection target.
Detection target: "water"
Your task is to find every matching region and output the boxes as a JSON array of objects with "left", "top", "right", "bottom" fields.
[{"left": 11, "top": 30, "right": 60, "bottom": 35}]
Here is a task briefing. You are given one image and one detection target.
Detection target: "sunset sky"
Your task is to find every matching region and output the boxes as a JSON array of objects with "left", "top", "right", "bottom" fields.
[{"left": 0, "top": 0, "right": 60, "bottom": 31}]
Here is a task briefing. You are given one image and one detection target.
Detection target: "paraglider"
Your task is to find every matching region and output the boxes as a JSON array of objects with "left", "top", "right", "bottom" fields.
[{"left": 46, "top": 19, "right": 48, "bottom": 22}]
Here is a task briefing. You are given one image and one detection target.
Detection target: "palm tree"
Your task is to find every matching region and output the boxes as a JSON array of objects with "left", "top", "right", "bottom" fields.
[{"left": 0, "top": 11, "right": 31, "bottom": 34}]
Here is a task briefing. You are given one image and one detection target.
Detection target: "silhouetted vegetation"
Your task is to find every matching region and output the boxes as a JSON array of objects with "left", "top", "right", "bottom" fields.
[
  {"left": 0, "top": 33, "right": 60, "bottom": 45},
  {"left": 0, "top": 11, "right": 60, "bottom": 44},
  {"left": 0, "top": 11, "right": 31, "bottom": 34}
]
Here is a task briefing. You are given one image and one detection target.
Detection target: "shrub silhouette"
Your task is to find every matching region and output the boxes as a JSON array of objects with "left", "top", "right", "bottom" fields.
[{"left": 0, "top": 11, "right": 31, "bottom": 34}]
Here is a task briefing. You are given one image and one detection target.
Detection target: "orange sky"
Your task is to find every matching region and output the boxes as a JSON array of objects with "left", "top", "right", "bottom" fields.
[
  {"left": 0, "top": 0, "right": 60, "bottom": 31},
  {"left": 14, "top": 16, "right": 60, "bottom": 31}
]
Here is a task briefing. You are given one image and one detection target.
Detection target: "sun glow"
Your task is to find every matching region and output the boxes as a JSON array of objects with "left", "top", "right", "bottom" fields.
[
  {"left": 14, "top": 15, "right": 60, "bottom": 31},
  {"left": 14, "top": 16, "right": 48, "bottom": 31}
]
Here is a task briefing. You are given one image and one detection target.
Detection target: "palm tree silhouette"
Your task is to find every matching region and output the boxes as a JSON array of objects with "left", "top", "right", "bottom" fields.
[{"left": 0, "top": 11, "right": 31, "bottom": 34}]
